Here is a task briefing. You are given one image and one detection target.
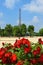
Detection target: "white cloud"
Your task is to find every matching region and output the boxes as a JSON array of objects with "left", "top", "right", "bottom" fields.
[
  {"left": 0, "top": 12, "right": 3, "bottom": 18},
  {"left": 32, "top": 16, "right": 39, "bottom": 23},
  {"left": 4, "top": 0, "right": 19, "bottom": 9},
  {"left": 22, "top": 0, "right": 43, "bottom": 12}
]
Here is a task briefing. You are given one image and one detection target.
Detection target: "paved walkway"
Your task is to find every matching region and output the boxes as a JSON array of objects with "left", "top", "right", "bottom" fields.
[{"left": 0, "top": 36, "right": 43, "bottom": 48}]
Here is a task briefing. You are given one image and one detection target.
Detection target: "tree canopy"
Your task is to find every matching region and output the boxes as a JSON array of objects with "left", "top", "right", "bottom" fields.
[
  {"left": 4, "top": 24, "right": 13, "bottom": 36},
  {"left": 28, "top": 25, "right": 34, "bottom": 36},
  {"left": 39, "top": 28, "right": 43, "bottom": 36},
  {"left": 0, "top": 24, "right": 43, "bottom": 37},
  {"left": 20, "top": 24, "right": 27, "bottom": 36}
]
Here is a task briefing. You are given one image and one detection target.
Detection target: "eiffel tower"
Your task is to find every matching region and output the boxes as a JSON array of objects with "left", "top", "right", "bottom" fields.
[{"left": 19, "top": 8, "right": 21, "bottom": 27}]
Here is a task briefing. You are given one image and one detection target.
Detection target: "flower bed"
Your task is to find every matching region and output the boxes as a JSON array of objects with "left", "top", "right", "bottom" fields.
[{"left": 0, "top": 38, "right": 43, "bottom": 65}]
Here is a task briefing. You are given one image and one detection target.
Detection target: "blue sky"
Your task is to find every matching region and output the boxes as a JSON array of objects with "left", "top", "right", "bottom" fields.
[{"left": 0, "top": 0, "right": 43, "bottom": 32}]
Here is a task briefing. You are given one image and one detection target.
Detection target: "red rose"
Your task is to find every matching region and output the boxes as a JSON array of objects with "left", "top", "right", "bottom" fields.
[
  {"left": 0, "top": 48, "right": 6, "bottom": 59},
  {"left": 14, "top": 39, "right": 23, "bottom": 48},
  {"left": 2, "top": 57, "right": 7, "bottom": 63},
  {"left": 1, "top": 48, "right": 7, "bottom": 51},
  {"left": 16, "top": 60, "right": 23, "bottom": 65},
  {"left": 38, "top": 38, "right": 43, "bottom": 44},
  {"left": 37, "top": 47, "right": 41, "bottom": 51},
  {"left": 24, "top": 47, "right": 31, "bottom": 54},
  {"left": 2, "top": 56, "right": 11, "bottom": 64},
  {"left": 33, "top": 47, "right": 41, "bottom": 56},
  {"left": 2, "top": 42, "right": 5, "bottom": 46},
  {"left": 36, "top": 47, "right": 41, "bottom": 54},
  {"left": 39, "top": 54, "right": 43, "bottom": 63},
  {"left": 10, "top": 53, "right": 17, "bottom": 63},
  {"left": 31, "top": 59, "right": 37, "bottom": 64},
  {"left": 2, "top": 52, "right": 12, "bottom": 64},
  {"left": 14, "top": 42, "right": 17, "bottom": 47},
  {"left": 38, "top": 38, "right": 42, "bottom": 42},
  {"left": 41, "top": 41, "right": 43, "bottom": 44},
  {"left": 33, "top": 50, "right": 38, "bottom": 56},
  {"left": 14, "top": 38, "right": 31, "bottom": 48},
  {"left": 17, "top": 39, "right": 23, "bottom": 48},
  {"left": 5, "top": 52, "right": 12, "bottom": 58},
  {"left": 23, "top": 38, "right": 30, "bottom": 47}
]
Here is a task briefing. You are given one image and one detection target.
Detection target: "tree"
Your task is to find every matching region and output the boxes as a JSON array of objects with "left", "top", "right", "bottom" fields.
[
  {"left": 39, "top": 28, "right": 43, "bottom": 36},
  {"left": 4, "top": 24, "right": 13, "bottom": 36},
  {"left": 13, "top": 26, "right": 21, "bottom": 37},
  {"left": 20, "top": 24, "right": 27, "bottom": 36},
  {"left": 0, "top": 27, "right": 5, "bottom": 37},
  {"left": 28, "top": 25, "right": 34, "bottom": 36},
  {"left": 34, "top": 32, "right": 40, "bottom": 36},
  {"left": 1, "top": 29, "right": 5, "bottom": 36}
]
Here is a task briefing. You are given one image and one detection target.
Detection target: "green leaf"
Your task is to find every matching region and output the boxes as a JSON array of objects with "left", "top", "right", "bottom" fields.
[
  {"left": 31, "top": 42, "right": 42, "bottom": 51},
  {"left": 8, "top": 49, "right": 14, "bottom": 53},
  {"left": 23, "top": 61, "right": 30, "bottom": 65},
  {"left": 27, "top": 53, "right": 32, "bottom": 59}
]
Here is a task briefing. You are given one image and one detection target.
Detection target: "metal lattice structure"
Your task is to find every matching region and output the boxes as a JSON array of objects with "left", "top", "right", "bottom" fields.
[{"left": 19, "top": 8, "right": 21, "bottom": 27}]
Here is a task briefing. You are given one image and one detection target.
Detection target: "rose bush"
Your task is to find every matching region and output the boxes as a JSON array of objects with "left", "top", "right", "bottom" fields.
[{"left": 0, "top": 38, "right": 43, "bottom": 65}]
